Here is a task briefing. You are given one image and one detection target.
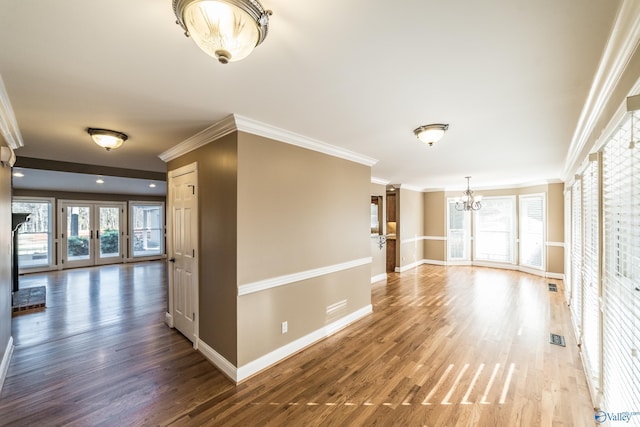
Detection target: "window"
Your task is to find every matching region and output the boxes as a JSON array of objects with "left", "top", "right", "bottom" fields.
[
  {"left": 602, "top": 112, "right": 640, "bottom": 412},
  {"left": 474, "top": 197, "right": 516, "bottom": 263},
  {"left": 12, "top": 197, "right": 54, "bottom": 269},
  {"left": 130, "top": 202, "right": 164, "bottom": 258},
  {"left": 447, "top": 198, "right": 470, "bottom": 261},
  {"left": 519, "top": 194, "right": 545, "bottom": 269}
]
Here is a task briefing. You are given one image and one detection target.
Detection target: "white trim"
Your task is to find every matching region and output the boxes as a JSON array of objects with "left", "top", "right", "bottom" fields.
[
  {"left": 392, "top": 258, "right": 564, "bottom": 279},
  {"left": 422, "top": 259, "right": 447, "bottom": 266},
  {"left": 238, "top": 257, "right": 372, "bottom": 296},
  {"left": 159, "top": 114, "right": 378, "bottom": 167},
  {"left": 197, "top": 339, "right": 239, "bottom": 383},
  {"left": 545, "top": 241, "right": 565, "bottom": 248},
  {"left": 562, "top": 0, "right": 640, "bottom": 180},
  {"left": 0, "top": 336, "right": 14, "bottom": 392},
  {"left": 400, "top": 235, "right": 446, "bottom": 244},
  {"left": 236, "top": 305, "right": 372, "bottom": 383},
  {"left": 424, "top": 235, "right": 447, "bottom": 241},
  {"left": 399, "top": 184, "right": 424, "bottom": 192},
  {"left": 164, "top": 312, "right": 174, "bottom": 328},
  {"left": 196, "top": 305, "right": 372, "bottom": 384},
  {"left": 395, "top": 260, "right": 424, "bottom": 272},
  {"left": 371, "top": 273, "right": 387, "bottom": 283},
  {"left": 371, "top": 177, "right": 389, "bottom": 185},
  {"left": 159, "top": 115, "right": 236, "bottom": 162},
  {"left": 0, "top": 76, "right": 23, "bottom": 149}
]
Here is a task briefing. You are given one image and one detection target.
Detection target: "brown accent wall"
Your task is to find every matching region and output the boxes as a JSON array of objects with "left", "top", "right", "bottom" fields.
[
  {"left": 370, "top": 183, "right": 386, "bottom": 280},
  {"left": 424, "top": 191, "right": 446, "bottom": 262},
  {"left": 236, "top": 132, "right": 371, "bottom": 366},
  {"left": 167, "top": 132, "right": 238, "bottom": 365},
  {"left": 0, "top": 164, "right": 11, "bottom": 370},
  {"left": 398, "top": 188, "right": 424, "bottom": 268}
]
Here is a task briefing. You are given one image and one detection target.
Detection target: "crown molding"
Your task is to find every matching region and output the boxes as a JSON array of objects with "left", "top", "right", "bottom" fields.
[
  {"left": 0, "top": 75, "right": 23, "bottom": 149},
  {"left": 233, "top": 115, "right": 378, "bottom": 166},
  {"left": 159, "top": 114, "right": 379, "bottom": 167},
  {"left": 158, "top": 115, "right": 236, "bottom": 162},
  {"left": 371, "top": 177, "right": 389, "bottom": 185},
  {"left": 562, "top": 0, "right": 640, "bottom": 180}
]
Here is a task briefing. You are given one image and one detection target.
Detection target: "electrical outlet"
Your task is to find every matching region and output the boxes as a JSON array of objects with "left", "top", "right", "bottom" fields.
[{"left": 281, "top": 321, "right": 288, "bottom": 334}]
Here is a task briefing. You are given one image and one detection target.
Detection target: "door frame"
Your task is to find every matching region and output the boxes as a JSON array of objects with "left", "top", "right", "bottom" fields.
[
  {"left": 166, "top": 162, "right": 199, "bottom": 348},
  {"left": 58, "top": 200, "right": 126, "bottom": 269}
]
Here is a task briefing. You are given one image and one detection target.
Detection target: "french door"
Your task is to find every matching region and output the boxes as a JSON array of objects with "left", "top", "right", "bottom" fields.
[{"left": 59, "top": 201, "right": 125, "bottom": 268}]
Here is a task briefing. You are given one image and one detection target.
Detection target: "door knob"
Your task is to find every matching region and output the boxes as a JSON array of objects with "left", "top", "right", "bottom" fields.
[{"left": 169, "top": 257, "right": 176, "bottom": 263}]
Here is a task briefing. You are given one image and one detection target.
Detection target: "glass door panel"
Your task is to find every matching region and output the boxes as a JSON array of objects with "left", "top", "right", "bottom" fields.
[
  {"left": 66, "top": 205, "right": 92, "bottom": 264},
  {"left": 98, "top": 206, "right": 121, "bottom": 260}
]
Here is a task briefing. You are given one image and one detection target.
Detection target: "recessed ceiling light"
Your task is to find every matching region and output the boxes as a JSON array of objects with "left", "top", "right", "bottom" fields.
[
  {"left": 96, "top": 179, "right": 105, "bottom": 184},
  {"left": 149, "top": 183, "right": 157, "bottom": 188},
  {"left": 13, "top": 172, "right": 24, "bottom": 178}
]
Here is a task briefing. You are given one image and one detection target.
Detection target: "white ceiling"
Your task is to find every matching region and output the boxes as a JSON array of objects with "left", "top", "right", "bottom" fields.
[{"left": 0, "top": 0, "right": 622, "bottom": 191}]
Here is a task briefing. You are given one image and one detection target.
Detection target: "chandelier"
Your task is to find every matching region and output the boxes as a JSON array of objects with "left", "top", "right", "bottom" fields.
[
  {"left": 455, "top": 176, "right": 482, "bottom": 211},
  {"left": 172, "top": 0, "right": 272, "bottom": 64}
]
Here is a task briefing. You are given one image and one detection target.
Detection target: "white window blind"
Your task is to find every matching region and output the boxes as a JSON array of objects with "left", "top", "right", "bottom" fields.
[
  {"left": 581, "top": 155, "right": 601, "bottom": 396},
  {"left": 602, "top": 112, "right": 640, "bottom": 412},
  {"left": 519, "top": 194, "right": 545, "bottom": 269},
  {"left": 571, "top": 179, "right": 583, "bottom": 340},
  {"left": 474, "top": 197, "right": 515, "bottom": 263},
  {"left": 447, "top": 199, "right": 470, "bottom": 261},
  {"left": 564, "top": 189, "right": 573, "bottom": 304}
]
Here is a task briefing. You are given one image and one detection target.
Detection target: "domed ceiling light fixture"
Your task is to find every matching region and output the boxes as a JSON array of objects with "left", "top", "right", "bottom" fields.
[
  {"left": 413, "top": 123, "right": 449, "bottom": 146},
  {"left": 87, "top": 128, "right": 128, "bottom": 151},
  {"left": 172, "top": 0, "right": 272, "bottom": 64}
]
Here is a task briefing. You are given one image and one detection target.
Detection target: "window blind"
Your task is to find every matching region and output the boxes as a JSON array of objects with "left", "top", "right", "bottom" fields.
[
  {"left": 571, "top": 179, "right": 583, "bottom": 341},
  {"left": 519, "top": 194, "right": 544, "bottom": 269},
  {"left": 581, "top": 155, "right": 601, "bottom": 396},
  {"left": 602, "top": 112, "right": 640, "bottom": 412}
]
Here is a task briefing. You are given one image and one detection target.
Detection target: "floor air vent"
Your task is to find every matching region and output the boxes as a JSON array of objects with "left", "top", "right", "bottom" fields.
[
  {"left": 550, "top": 333, "right": 566, "bottom": 347},
  {"left": 548, "top": 283, "right": 558, "bottom": 292}
]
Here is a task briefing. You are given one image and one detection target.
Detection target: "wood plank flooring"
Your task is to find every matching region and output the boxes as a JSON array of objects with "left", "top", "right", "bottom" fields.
[{"left": 0, "top": 262, "right": 595, "bottom": 426}]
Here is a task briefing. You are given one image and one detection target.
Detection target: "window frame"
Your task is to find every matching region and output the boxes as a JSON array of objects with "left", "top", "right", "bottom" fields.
[
  {"left": 12, "top": 196, "right": 56, "bottom": 272},
  {"left": 473, "top": 195, "right": 517, "bottom": 264},
  {"left": 129, "top": 201, "right": 165, "bottom": 260},
  {"left": 446, "top": 197, "right": 471, "bottom": 262}
]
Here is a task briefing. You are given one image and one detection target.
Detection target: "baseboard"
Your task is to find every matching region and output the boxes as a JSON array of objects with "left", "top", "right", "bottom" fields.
[
  {"left": 197, "top": 305, "right": 373, "bottom": 384},
  {"left": 164, "top": 312, "right": 174, "bottom": 328},
  {"left": 197, "top": 339, "right": 238, "bottom": 383},
  {"left": 545, "top": 272, "right": 565, "bottom": 280},
  {"left": 0, "top": 336, "right": 14, "bottom": 393},
  {"left": 236, "top": 304, "right": 372, "bottom": 383},
  {"left": 371, "top": 273, "right": 387, "bottom": 283},
  {"left": 422, "top": 259, "right": 446, "bottom": 266},
  {"left": 395, "top": 260, "right": 424, "bottom": 272}
]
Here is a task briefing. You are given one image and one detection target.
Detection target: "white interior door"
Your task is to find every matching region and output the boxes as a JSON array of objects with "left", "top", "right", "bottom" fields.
[
  {"left": 60, "top": 201, "right": 125, "bottom": 268},
  {"left": 169, "top": 166, "right": 198, "bottom": 343}
]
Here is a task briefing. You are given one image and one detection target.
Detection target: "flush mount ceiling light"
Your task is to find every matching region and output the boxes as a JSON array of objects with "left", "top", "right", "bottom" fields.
[
  {"left": 88, "top": 128, "right": 128, "bottom": 151},
  {"left": 413, "top": 123, "right": 449, "bottom": 146},
  {"left": 455, "top": 176, "right": 482, "bottom": 211},
  {"left": 173, "top": 0, "right": 272, "bottom": 64}
]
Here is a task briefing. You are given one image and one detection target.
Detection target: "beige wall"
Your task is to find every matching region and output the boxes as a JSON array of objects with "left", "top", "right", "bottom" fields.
[
  {"left": 398, "top": 188, "right": 424, "bottom": 268},
  {"left": 370, "top": 183, "right": 386, "bottom": 280},
  {"left": 0, "top": 164, "right": 11, "bottom": 371},
  {"left": 168, "top": 132, "right": 239, "bottom": 365},
  {"left": 423, "top": 191, "right": 446, "bottom": 262},
  {"left": 236, "top": 132, "right": 371, "bottom": 366}
]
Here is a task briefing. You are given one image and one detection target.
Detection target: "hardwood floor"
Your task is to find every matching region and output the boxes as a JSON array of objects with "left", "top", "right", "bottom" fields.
[{"left": 0, "top": 262, "right": 595, "bottom": 426}]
